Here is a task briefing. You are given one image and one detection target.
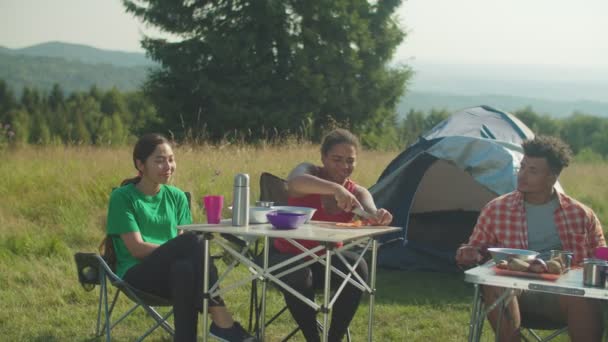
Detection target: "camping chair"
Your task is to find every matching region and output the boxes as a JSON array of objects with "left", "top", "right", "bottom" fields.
[
  {"left": 248, "top": 172, "right": 352, "bottom": 341},
  {"left": 74, "top": 190, "right": 210, "bottom": 341},
  {"left": 259, "top": 171, "right": 289, "bottom": 205},
  {"left": 479, "top": 289, "right": 568, "bottom": 342},
  {"left": 520, "top": 316, "right": 568, "bottom": 342},
  {"left": 74, "top": 252, "right": 175, "bottom": 342}
]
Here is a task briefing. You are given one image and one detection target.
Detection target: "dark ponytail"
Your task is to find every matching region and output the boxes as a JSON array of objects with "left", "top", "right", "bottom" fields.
[
  {"left": 120, "top": 176, "right": 142, "bottom": 186},
  {"left": 119, "top": 133, "right": 170, "bottom": 187}
]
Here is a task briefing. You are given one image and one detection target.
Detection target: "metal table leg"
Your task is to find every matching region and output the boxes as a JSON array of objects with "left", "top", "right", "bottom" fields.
[
  {"left": 322, "top": 244, "right": 332, "bottom": 342},
  {"left": 202, "top": 234, "right": 211, "bottom": 342},
  {"left": 367, "top": 239, "right": 378, "bottom": 342},
  {"left": 468, "top": 284, "right": 483, "bottom": 342},
  {"left": 258, "top": 236, "right": 269, "bottom": 341}
]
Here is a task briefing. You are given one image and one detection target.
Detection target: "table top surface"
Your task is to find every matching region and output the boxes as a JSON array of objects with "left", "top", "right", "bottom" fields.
[
  {"left": 179, "top": 219, "right": 401, "bottom": 243},
  {"left": 465, "top": 262, "right": 608, "bottom": 300}
]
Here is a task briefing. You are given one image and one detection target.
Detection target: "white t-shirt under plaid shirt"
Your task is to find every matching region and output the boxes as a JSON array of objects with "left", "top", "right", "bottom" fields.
[{"left": 467, "top": 190, "right": 605, "bottom": 265}]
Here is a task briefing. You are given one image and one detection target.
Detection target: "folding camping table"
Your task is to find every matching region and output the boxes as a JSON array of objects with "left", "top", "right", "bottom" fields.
[
  {"left": 464, "top": 262, "right": 608, "bottom": 342},
  {"left": 179, "top": 220, "right": 401, "bottom": 342}
]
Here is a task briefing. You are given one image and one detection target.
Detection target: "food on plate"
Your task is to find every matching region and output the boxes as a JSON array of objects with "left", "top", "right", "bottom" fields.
[
  {"left": 496, "top": 260, "right": 509, "bottom": 269},
  {"left": 550, "top": 256, "right": 563, "bottom": 267},
  {"left": 546, "top": 259, "right": 563, "bottom": 274},
  {"left": 497, "top": 256, "right": 564, "bottom": 275},
  {"left": 507, "top": 258, "right": 530, "bottom": 272},
  {"left": 528, "top": 258, "right": 548, "bottom": 273}
]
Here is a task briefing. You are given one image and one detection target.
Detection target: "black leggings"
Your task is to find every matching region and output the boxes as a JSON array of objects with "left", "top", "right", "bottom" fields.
[
  {"left": 267, "top": 248, "right": 369, "bottom": 342},
  {"left": 123, "top": 233, "right": 223, "bottom": 342}
]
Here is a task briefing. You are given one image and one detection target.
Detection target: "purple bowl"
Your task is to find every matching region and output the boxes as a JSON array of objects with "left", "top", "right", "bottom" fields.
[{"left": 266, "top": 210, "right": 308, "bottom": 230}]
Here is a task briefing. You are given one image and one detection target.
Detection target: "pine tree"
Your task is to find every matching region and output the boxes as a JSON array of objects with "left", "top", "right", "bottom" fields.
[
  {"left": 124, "top": 0, "right": 410, "bottom": 142},
  {"left": 0, "top": 80, "right": 17, "bottom": 122}
]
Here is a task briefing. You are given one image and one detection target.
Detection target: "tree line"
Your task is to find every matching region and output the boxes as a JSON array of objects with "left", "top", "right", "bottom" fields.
[
  {"left": 0, "top": 80, "right": 160, "bottom": 146},
  {"left": 0, "top": 79, "right": 606, "bottom": 159}
]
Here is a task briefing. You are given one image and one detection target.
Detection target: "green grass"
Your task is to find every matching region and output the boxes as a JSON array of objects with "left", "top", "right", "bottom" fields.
[{"left": 1, "top": 144, "right": 605, "bottom": 341}]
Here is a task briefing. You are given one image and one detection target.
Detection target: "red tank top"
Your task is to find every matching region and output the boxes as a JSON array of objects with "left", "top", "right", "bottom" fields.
[{"left": 273, "top": 179, "right": 356, "bottom": 254}]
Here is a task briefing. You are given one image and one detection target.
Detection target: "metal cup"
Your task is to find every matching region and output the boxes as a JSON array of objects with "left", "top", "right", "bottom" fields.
[
  {"left": 549, "top": 250, "right": 573, "bottom": 271},
  {"left": 256, "top": 201, "right": 274, "bottom": 208},
  {"left": 583, "top": 258, "right": 608, "bottom": 287}
]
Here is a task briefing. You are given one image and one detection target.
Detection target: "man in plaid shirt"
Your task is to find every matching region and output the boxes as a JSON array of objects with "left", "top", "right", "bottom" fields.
[{"left": 456, "top": 136, "right": 605, "bottom": 342}]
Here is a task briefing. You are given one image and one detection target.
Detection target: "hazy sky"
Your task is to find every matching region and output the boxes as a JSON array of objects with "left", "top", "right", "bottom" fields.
[{"left": 1, "top": 0, "right": 606, "bottom": 68}]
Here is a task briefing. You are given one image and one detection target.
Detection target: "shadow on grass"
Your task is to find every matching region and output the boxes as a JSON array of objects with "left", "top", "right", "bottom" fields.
[{"left": 372, "top": 268, "right": 474, "bottom": 306}]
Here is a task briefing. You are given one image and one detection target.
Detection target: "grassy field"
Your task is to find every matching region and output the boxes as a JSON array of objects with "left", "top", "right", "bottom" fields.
[{"left": 1, "top": 144, "right": 606, "bottom": 341}]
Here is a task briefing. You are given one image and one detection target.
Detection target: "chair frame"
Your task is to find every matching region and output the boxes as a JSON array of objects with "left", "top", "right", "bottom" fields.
[
  {"left": 74, "top": 252, "right": 174, "bottom": 342},
  {"left": 481, "top": 288, "right": 568, "bottom": 342}
]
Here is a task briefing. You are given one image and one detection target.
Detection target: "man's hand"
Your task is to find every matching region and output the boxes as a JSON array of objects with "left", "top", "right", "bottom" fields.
[{"left": 455, "top": 245, "right": 483, "bottom": 267}]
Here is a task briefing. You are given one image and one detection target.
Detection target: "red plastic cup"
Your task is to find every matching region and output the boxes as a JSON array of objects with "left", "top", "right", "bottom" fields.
[
  {"left": 203, "top": 195, "right": 223, "bottom": 224},
  {"left": 595, "top": 246, "right": 608, "bottom": 261}
]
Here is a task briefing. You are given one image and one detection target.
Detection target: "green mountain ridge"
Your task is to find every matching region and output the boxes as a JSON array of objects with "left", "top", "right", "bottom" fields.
[
  {"left": 1, "top": 41, "right": 155, "bottom": 67},
  {"left": 0, "top": 51, "right": 151, "bottom": 95},
  {"left": 1, "top": 42, "right": 607, "bottom": 118}
]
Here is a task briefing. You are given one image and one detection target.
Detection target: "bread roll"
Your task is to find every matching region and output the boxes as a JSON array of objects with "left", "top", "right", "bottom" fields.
[{"left": 507, "top": 259, "right": 530, "bottom": 272}]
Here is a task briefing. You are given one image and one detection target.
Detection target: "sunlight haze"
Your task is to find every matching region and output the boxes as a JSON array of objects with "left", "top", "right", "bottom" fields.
[{"left": 1, "top": 0, "right": 606, "bottom": 69}]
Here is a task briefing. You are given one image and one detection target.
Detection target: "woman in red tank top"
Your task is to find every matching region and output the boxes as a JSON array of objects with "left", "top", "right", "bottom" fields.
[
  {"left": 274, "top": 129, "right": 392, "bottom": 254},
  {"left": 270, "top": 129, "right": 392, "bottom": 342}
]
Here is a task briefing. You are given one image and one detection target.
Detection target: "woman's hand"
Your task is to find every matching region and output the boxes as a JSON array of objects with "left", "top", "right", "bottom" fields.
[
  {"left": 368, "top": 208, "right": 392, "bottom": 226},
  {"left": 333, "top": 186, "right": 361, "bottom": 212}
]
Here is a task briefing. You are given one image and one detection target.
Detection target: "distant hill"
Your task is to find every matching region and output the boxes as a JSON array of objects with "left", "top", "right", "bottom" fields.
[
  {"left": 1, "top": 41, "right": 607, "bottom": 118},
  {"left": 405, "top": 61, "right": 608, "bottom": 103},
  {"left": 396, "top": 61, "right": 608, "bottom": 118},
  {"left": 0, "top": 51, "right": 151, "bottom": 95},
  {"left": 398, "top": 91, "right": 608, "bottom": 118},
  {"left": 1, "top": 41, "right": 155, "bottom": 67}
]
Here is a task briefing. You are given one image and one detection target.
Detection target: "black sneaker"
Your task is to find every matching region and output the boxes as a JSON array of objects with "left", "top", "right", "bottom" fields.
[{"left": 209, "top": 321, "right": 257, "bottom": 342}]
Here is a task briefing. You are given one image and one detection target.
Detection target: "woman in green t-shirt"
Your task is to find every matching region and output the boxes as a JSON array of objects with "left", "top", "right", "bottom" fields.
[{"left": 106, "top": 133, "right": 255, "bottom": 342}]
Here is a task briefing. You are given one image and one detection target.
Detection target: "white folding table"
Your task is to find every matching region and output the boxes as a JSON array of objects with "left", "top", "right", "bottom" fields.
[
  {"left": 179, "top": 220, "right": 401, "bottom": 342},
  {"left": 464, "top": 263, "right": 608, "bottom": 342}
]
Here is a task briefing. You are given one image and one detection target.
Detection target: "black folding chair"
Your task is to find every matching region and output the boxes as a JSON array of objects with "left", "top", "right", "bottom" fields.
[
  {"left": 480, "top": 289, "right": 568, "bottom": 342},
  {"left": 74, "top": 252, "right": 174, "bottom": 342},
  {"left": 520, "top": 314, "right": 568, "bottom": 342}
]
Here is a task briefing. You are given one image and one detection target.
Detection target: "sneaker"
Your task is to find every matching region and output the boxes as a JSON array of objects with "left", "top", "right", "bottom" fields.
[{"left": 209, "top": 321, "right": 257, "bottom": 342}]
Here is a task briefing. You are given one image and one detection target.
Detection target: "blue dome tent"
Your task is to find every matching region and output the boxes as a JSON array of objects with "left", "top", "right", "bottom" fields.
[{"left": 370, "top": 105, "right": 561, "bottom": 272}]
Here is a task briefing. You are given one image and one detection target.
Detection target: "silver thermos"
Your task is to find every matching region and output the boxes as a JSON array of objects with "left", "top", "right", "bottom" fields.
[{"left": 232, "top": 173, "right": 250, "bottom": 226}]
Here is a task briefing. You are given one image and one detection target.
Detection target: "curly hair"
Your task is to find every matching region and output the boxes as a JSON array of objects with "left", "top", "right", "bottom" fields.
[
  {"left": 522, "top": 135, "right": 572, "bottom": 175},
  {"left": 320, "top": 128, "right": 360, "bottom": 156}
]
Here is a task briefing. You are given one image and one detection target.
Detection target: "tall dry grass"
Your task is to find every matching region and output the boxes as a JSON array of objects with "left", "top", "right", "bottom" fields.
[{"left": 0, "top": 144, "right": 604, "bottom": 341}]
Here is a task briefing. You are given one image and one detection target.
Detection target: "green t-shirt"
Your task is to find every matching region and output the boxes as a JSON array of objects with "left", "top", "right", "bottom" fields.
[{"left": 106, "top": 183, "right": 192, "bottom": 278}]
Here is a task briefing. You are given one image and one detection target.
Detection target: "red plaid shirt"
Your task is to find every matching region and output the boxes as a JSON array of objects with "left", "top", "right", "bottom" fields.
[{"left": 467, "top": 190, "right": 605, "bottom": 265}]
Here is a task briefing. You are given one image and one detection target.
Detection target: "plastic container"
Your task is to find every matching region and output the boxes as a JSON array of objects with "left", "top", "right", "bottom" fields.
[
  {"left": 267, "top": 211, "right": 308, "bottom": 230},
  {"left": 232, "top": 173, "right": 250, "bottom": 226},
  {"left": 549, "top": 250, "right": 573, "bottom": 271},
  {"left": 249, "top": 206, "right": 273, "bottom": 224},
  {"left": 203, "top": 195, "right": 223, "bottom": 224},
  {"left": 594, "top": 246, "right": 608, "bottom": 261},
  {"left": 270, "top": 206, "right": 317, "bottom": 223}
]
